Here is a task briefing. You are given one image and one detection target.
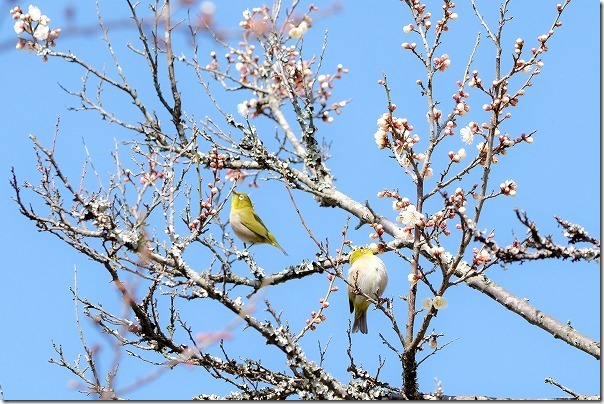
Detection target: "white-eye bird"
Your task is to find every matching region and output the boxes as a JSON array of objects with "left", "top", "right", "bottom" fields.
[
  {"left": 229, "top": 191, "right": 288, "bottom": 255},
  {"left": 347, "top": 247, "right": 388, "bottom": 334}
]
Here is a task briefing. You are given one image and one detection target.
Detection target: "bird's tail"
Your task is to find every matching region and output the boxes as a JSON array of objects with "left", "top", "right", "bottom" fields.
[
  {"left": 352, "top": 311, "right": 368, "bottom": 334},
  {"left": 273, "top": 242, "right": 288, "bottom": 256}
]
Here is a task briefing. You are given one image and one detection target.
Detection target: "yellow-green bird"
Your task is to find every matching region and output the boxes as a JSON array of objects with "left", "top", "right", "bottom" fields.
[
  {"left": 347, "top": 248, "right": 388, "bottom": 334},
  {"left": 229, "top": 191, "right": 288, "bottom": 255}
]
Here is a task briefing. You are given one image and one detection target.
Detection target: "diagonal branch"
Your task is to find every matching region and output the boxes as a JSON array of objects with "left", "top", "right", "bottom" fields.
[{"left": 456, "top": 266, "right": 600, "bottom": 359}]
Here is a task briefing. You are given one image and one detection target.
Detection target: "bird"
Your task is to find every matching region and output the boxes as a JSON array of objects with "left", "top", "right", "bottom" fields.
[
  {"left": 347, "top": 247, "right": 388, "bottom": 334},
  {"left": 229, "top": 191, "right": 288, "bottom": 255}
]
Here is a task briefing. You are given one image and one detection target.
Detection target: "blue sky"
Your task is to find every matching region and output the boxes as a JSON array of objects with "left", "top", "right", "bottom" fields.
[{"left": 0, "top": 0, "right": 600, "bottom": 400}]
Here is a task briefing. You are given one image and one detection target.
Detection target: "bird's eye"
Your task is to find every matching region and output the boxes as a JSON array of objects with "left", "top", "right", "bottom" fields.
[{"left": 238, "top": 195, "right": 244, "bottom": 200}]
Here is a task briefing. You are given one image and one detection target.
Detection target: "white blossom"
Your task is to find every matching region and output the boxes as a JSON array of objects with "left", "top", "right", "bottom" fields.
[
  {"left": 397, "top": 205, "right": 423, "bottom": 227},
  {"left": 28, "top": 5, "right": 41, "bottom": 21},
  {"left": 14, "top": 20, "right": 25, "bottom": 34},
  {"left": 33, "top": 24, "right": 49, "bottom": 40},
  {"left": 433, "top": 296, "right": 448, "bottom": 309},
  {"left": 237, "top": 102, "right": 249, "bottom": 117},
  {"left": 374, "top": 129, "right": 388, "bottom": 149},
  {"left": 421, "top": 298, "right": 433, "bottom": 310},
  {"left": 460, "top": 126, "right": 474, "bottom": 144},
  {"left": 289, "top": 21, "right": 308, "bottom": 38}
]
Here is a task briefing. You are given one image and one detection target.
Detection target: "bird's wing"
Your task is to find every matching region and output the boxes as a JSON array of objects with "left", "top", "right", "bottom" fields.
[
  {"left": 348, "top": 285, "right": 356, "bottom": 314},
  {"left": 240, "top": 208, "right": 270, "bottom": 238}
]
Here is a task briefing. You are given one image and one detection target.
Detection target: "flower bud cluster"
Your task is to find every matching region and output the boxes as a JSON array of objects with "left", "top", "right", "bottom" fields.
[
  {"left": 513, "top": 59, "right": 533, "bottom": 75},
  {"left": 496, "top": 133, "right": 516, "bottom": 155},
  {"left": 452, "top": 86, "right": 470, "bottom": 117},
  {"left": 401, "top": 42, "right": 417, "bottom": 51},
  {"left": 369, "top": 223, "right": 385, "bottom": 240},
  {"left": 433, "top": 54, "right": 450, "bottom": 72},
  {"left": 426, "top": 107, "right": 442, "bottom": 124},
  {"left": 288, "top": 17, "right": 311, "bottom": 39},
  {"left": 374, "top": 113, "right": 419, "bottom": 154},
  {"left": 237, "top": 98, "right": 259, "bottom": 118},
  {"left": 305, "top": 310, "right": 327, "bottom": 331},
  {"left": 208, "top": 147, "right": 227, "bottom": 174},
  {"left": 401, "top": 2, "right": 458, "bottom": 46},
  {"left": 315, "top": 65, "right": 349, "bottom": 122},
  {"left": 447, "top": 148, "right": 466, "bottom": 163},
  {"left": 472, "top": 248, "right": 491, "bottom": 266},
  {"left": 442, "top": 120, "right": 456, "bottom": 137},
  {"left": 426, "top": 188, "right": 468, "bottom": 236},
  {"left": 233, "top": 44, "right": 261, "bottom": 85},
  {"left": 304, "top": 273, "right": 336, "bottom": 331},
  {"left": 138, "top": 159, "right": 166, "bottom": 186},
  {"left": 188, "top": 195, "right": 218, "bottom": 230},
  {"left": 483, "top": 25, "right": 561, "bottom": 116},
  {"left": 225, "top": 169, "right": 248, "bottom": 183},
  {"left": 239, "top": 7, "right": 271, "bottom": 37},
  {"left": 434, "top": 2, "right": 458, "bottom": 35},
  {"left": 448, "top": 187, "right": 467, "bottom": 215},
  {"left": 475, "top": 141, "right": 498, "bottom": 165},
  {"left": 514, "top": 37, "right": 524, "bottom": 55},
  {"left": 205, "top": 51, "right": 219, "bottom": 71},
  {"left": 468, "top": 70, "right": 483, "bottom": 89},
  {"left": 499, "top": 179, "right": 518, "bottom": 197},
  {"left": 409, "top": 0, "right": 426, "bottom": 16},
  {"left": 188, "top": 148, "right": 226, "bottom": 230},
  {"left": 225, "top": 5, "right": 348, "bottom": 124},
  {"left": 426, "top": 210, "right": 449, "bottom": 236},
  {"left": 403, "top": 24, "right": 414, "bottom": 34},
  {"left": 11, "top": 5, "right": 61, "bottom": 56}
]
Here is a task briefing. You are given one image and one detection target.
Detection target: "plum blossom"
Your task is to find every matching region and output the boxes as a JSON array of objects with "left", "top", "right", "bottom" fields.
[
  {"left": 432, "top": 296, "right": 448, "bottom": 309},
  {"left": 421, "top": 296, "right": 448, "bottom": 310},
  {"left": 449, "top": 148, "right": 466, "bottom": 162},
  {"left": 473, "top": 248, "right": 492, "bottom": 266},
  {"left": 376, "top": 113, "right": 388, "bottom": 131},
  {"left": 460, "top": 126, "right": 474, "bottom": 144},
  {"left": 374, "top": 112, "right": 414, "bottom": 151},
  {"left": 28, "top": 5, "right": 42, "bottom": 21},
  {"left": 423, "top": 167, "right": 433, "bottom": 179},
  {"left": 11, "top": 4, "right": 61, "bottom": 52},
  {"left": 500, "top": 180, "right": 518, "bottom": 196},
  {"left": 401, "top": 227, "right": 414, "bottom": 242},
  {"left": 374, "top": 129, "right": 388, "bottom": 149},
  {"left": 14, "top": 20, "right": 25, "bottom": 34},
  {"left": 460, "top": 121, "right": 480, "bottom": 144},
  {"left": 289, "top": 20, "right": 309, "bottom": 38},
  {"left": 426, "top": 107, "right": 442, "bottom": 123},
  {"left": 455, "top": 101, "right": 470, "bottom": 116},
  {"left": 397, "top": 204, "right": 423, "bottom": 227},
  {"left": 237, "top": 102, "right": 249, "bottom": 117},
  {"left": 433, "top": 54, "right": 451, "bottom": 72},
  {"left": 33, "top": 24, "right": 49, "bottom": 40}
]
